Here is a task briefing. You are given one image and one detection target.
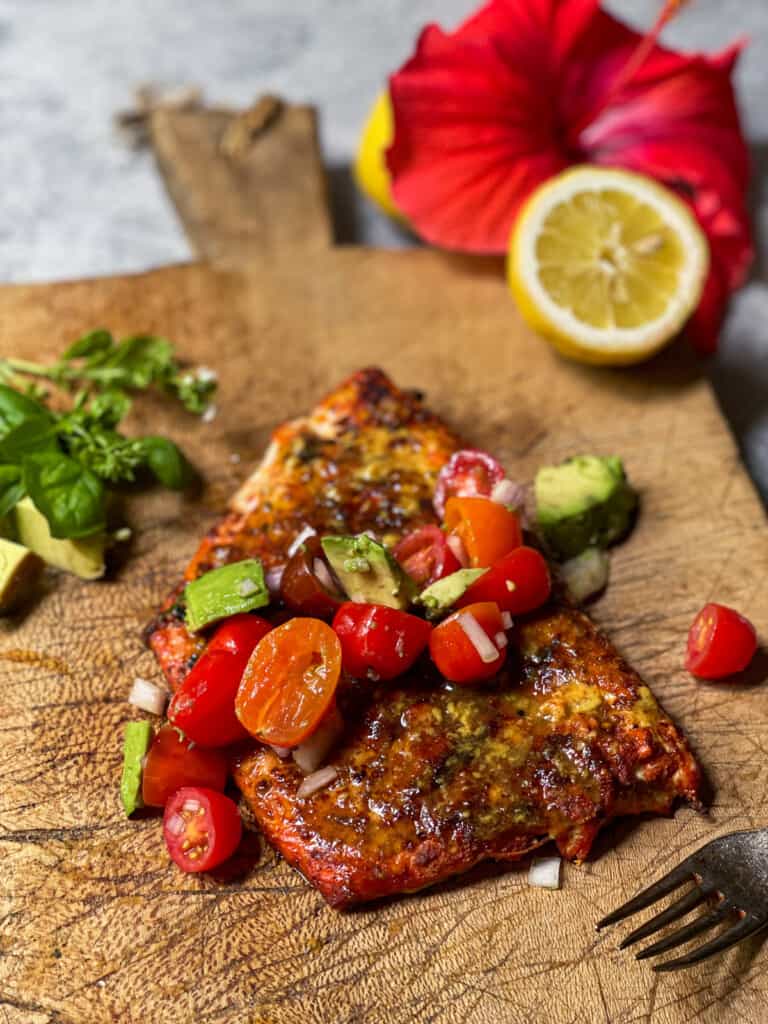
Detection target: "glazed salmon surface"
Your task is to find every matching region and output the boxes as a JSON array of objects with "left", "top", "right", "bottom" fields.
[{"left": 146, "top": 368, "right": 702, "bottom": 907}]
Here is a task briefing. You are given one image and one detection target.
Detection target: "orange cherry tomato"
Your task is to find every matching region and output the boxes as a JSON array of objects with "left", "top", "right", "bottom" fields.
[
  {"left": 235, "top": 618, "right": 342, "bottom": 747},
  {"left": 444, "top": 496, "right": 522, "bottom": 568}
]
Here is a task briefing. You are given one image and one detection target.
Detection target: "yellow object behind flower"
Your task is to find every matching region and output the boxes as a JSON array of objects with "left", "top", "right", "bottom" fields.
[{"left": 354, "top": 92, "right": 404, "bottom": 221}]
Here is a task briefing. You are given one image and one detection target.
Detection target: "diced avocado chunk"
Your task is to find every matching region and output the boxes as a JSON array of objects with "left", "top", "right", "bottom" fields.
[
  {"left": 321, "top": 534, "right": 414, "bottom": 609},
  {"left": 120, "top": 720, "right": 153, "bottom": 816},
  {"left": 13, "top": 497, "right": 106, "bottom": 579},
  {"left": 534, "top": 455, "right": 637, "bottom": 560},
  {"left": 418, "top": 568, "right": 487, "bottom": 619},
  {"left": 184, "top": 558, "right": 269, "bottom": 633},
  {"left": 0, "top": 538, "right": 43, "bottom": 613}
]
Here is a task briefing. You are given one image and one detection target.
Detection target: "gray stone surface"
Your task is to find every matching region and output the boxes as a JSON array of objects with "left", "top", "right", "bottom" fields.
[{"left": 0, "top": 0, "right": 765, "bottom": 500}]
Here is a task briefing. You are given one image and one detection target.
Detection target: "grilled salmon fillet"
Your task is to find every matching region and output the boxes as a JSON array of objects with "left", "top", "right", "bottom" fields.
[{"left": 146, "top": 368, "right": 702, "bottom": 907}]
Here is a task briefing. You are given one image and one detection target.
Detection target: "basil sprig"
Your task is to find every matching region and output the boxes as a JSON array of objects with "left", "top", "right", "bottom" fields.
[{"left": 0, "top": 330, "right": 214, "bottom": 539}]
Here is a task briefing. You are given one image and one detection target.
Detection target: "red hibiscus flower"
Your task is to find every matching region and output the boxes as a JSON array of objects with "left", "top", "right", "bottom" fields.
[{"left": 386, "top": 0, "right": 752, "bottom": 353}]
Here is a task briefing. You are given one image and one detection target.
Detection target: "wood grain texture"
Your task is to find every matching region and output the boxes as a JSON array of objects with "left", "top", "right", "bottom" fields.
[{"left": 2, "top": 106, "right": 768, "bottom": 1024}]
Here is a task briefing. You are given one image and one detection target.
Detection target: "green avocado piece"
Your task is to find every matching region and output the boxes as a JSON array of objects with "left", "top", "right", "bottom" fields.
[
  {"left": 184, "top": 558, "right": 269, "bottom": 633},
  {"left": 120, "top": 720, "right": 153, "bottom": 816},
  {"left": 534, "top": 455, "right": 637, "bottom": 560},
  {"left": 13, "top": 497, "right": 106, "bottom": 579},
  {"left": 418, "top": 568, "right": 487, "bottom": 619},
  {"left": 321, "top": 534, "right": 414, "bottom": 609},
  {"left": 0, "top": 537, "right": 43, "bottom": 613}
]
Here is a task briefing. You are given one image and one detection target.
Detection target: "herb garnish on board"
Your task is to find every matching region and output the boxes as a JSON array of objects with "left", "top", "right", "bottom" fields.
[{"left": 0, "top": 330, "right": 216, "bottom": 539}]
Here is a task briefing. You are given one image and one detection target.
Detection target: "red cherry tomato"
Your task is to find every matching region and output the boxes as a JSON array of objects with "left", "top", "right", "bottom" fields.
[
  {"left": 444, "top": 497, "right": 522, "bottom": 568},
  {"left": 236, "top": 618, "right": 342, "bottom": 747},
  {"left": 393, "top": 526, "right": 461, "bottom": 587},
  {"left": 163, "top": 787, "right": 242, "bottom": 873},
  {"left": 280, "top": 535, "right": 343, "bottom": 619},
  {"left": 685, "top": 603, "right": 758, "bottom": 679},
  {"left": 168, "top": 613, "right": 273, "bottom": 747},
  {"left": 332, "top": 602, "right": 433, "bottom": 681},
  {"left": 434, "top": 449, "right": 505, "bottom": 518},
  {"left": 458, "top": 547, "right": 551, "bottom": 615},
  {"left": 429, "top": 601, "right": 506, "bottom": 684},
  {"left": 142, "top": 724, "right": 229, "bottom": 807}
]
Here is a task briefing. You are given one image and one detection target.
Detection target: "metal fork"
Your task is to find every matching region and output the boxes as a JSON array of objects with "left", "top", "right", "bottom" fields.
[{"left": 596, "top": 829, "right": 768, "bottom": 971}]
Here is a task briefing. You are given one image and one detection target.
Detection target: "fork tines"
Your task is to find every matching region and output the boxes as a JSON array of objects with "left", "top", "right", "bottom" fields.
[{"left": 596, "top": 854, "right": 763, "bottom": 971}]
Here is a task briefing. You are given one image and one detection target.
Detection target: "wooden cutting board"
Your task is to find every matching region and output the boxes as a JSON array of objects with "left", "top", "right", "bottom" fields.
[{"left": 2, "top": 100, "right": 767, "bottom": 1024}]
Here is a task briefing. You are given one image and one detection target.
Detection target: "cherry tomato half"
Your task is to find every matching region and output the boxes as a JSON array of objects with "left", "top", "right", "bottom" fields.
[
  {"left": 457, "top": 547, "right": 551, "bottom": 615},
  {"left": 142, "top": 724, "right": 229, "bottom": 807},
  {"left": 685, "top": 603, "right": 758, "bottom": 680},
  {"left": 168, "top": 613, "right": 272, "bottom": 748},
  {"left": 429, "top": 601, "right": 506, "bottom": 684},
  {"left": 332, "top": 602, "right": 432, "bottom": 681},
  {"left": 434, "top": 449, "right": 505, "bottom": 518},
  {"left": 393, "top": 526, "right": 461, "bottom": 587},
  {"left": 163, "top": 787, "right": 242, "bottom": 873},
  {"left": 444, "top": 497, "right": 522, "bottom": 569},
  {"left": 236, "top": 618, "right": 342, "bottom": 747},
  {"left": 280, "top": 535, "right": 343, "bottom": 619}
]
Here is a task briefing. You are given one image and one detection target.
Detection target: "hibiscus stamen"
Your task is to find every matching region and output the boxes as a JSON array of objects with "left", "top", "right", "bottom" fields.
[
  {"left": 609, "top": 0, "right": 692, "bottom": 97},
  {"left": 574, "top": 0, "right": 692, "bottom": 138}
]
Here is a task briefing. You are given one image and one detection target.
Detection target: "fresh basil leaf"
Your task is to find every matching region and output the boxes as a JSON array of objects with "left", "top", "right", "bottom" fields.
[
  {"left": 63, "top": 329, "right": 114, "bottom": 361},
  {"left": 23, "top": 453, "right": 106, "bottom": 539},
  {"left": 0, "top": 385, "right": 48, "bottom": 439},
  {"left": 0, "top": 414, "right": 58, "bottom": 462},
  {"left": 94, "top": 336, "right": 174, "bottom": 389},
  {"left": 84, "top": 389, "right": 132, "bottom": 429},
  {"left": 139, "top": 436, "right": 194, "bottom": 490},
  {"left": 0, "top": 465, "right": 25, "bottom": 518}
]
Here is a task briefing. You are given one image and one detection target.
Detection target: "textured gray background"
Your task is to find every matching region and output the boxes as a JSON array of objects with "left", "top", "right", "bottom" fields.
[{"left": 0, "top": 0, "right": 765, "bottom": 500}]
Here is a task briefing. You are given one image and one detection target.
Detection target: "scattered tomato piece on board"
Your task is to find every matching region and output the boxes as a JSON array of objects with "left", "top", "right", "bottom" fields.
[
  {"left": 142, "top": 725, "right": 229, "bottom": 807},
  {"left": 685, "top": 602, "right": 758, "bottom": 680}
]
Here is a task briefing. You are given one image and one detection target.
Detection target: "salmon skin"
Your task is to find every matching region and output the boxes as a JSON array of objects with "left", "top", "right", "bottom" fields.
[{"left": 146, "top": 368, "right": 702, "bottom": 907}]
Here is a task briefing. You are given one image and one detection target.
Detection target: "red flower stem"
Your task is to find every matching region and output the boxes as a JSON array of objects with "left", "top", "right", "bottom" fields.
[{"left": 572, "top": 0, "right": 691, "bottom": 138}]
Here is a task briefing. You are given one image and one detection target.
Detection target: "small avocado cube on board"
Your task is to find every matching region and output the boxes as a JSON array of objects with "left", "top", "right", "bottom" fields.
[
  {"left": 13, "top": 497, "right": 106, "bottom": 580},
  {"left": 120, "top": 720, "right": 153, "bottom": 816},
  {"left": 535, "top": 455, "right": 637, "bottom": 560},
  {"left": 322, "top": 534, "right": 414, "bottom": 609},
  {"left": 0, "top": 537, "right": 43, "bottom": 613},
  {"left": 184, "top": 558, "right": 269, "bottom": 633},
  {"left": 418, "top": 568, "right": 487, "bottom": 618}
]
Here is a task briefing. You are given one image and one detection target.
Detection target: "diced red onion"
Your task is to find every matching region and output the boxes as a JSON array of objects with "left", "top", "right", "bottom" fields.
[
  {"left": 237, "top": 577, "right": 259, "bottom": 597},
  {"left": 165, "top": 812, "right": 186, "bottom": 837},
  {"left": 268, "top": 744, "right": 292, "bottom": 759},
  {"left": 265, "top": 566, "right": 285, "bottom": 596},
  {"left": 457, "top": 612, "right": 499, "bottom": 664},
  {"left": 313, "top": 558, "right": 337, "bottom": 593},
  {"left": 128, "top": 677, "right": 167, "bottom": 716},
  {"left": 293, "top": 707, "right": 343, "bottom": 774},
  {"left": 287, "top": 526, "right": 317, "bottom": 559},
  {"left": 501, "top": 611, "right": 513, "bottom": 630},
  {"left": 490, "top": 478, "right": 526, "bottom": 508},
  {"left": 296, "top": 765, "right": 338, "bottom": 799},
  {"left": 560, "top": 548, "right": 610, "bottom": 604},
  {"left": 446, "top": 533, "right": 469, "bottom": 568},
  {"left": 528, "top": 856, "right": 562, "bottom": 890},
  {"left": 494, "top": 632, "right": 508, "bottom": 648}
]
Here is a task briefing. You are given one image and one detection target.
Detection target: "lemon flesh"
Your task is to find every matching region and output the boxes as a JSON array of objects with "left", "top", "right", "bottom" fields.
[
  {"left": 508, "top": 167, "right": 709, "bottom": 365},
  {"left": 353, "top": 91, "right": 405, "bottom": 221}
]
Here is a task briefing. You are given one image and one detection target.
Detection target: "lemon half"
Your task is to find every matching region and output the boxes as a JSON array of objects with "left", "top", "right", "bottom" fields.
[{"left": 508, "top": 167, "right": 709, "bottom": 365}]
